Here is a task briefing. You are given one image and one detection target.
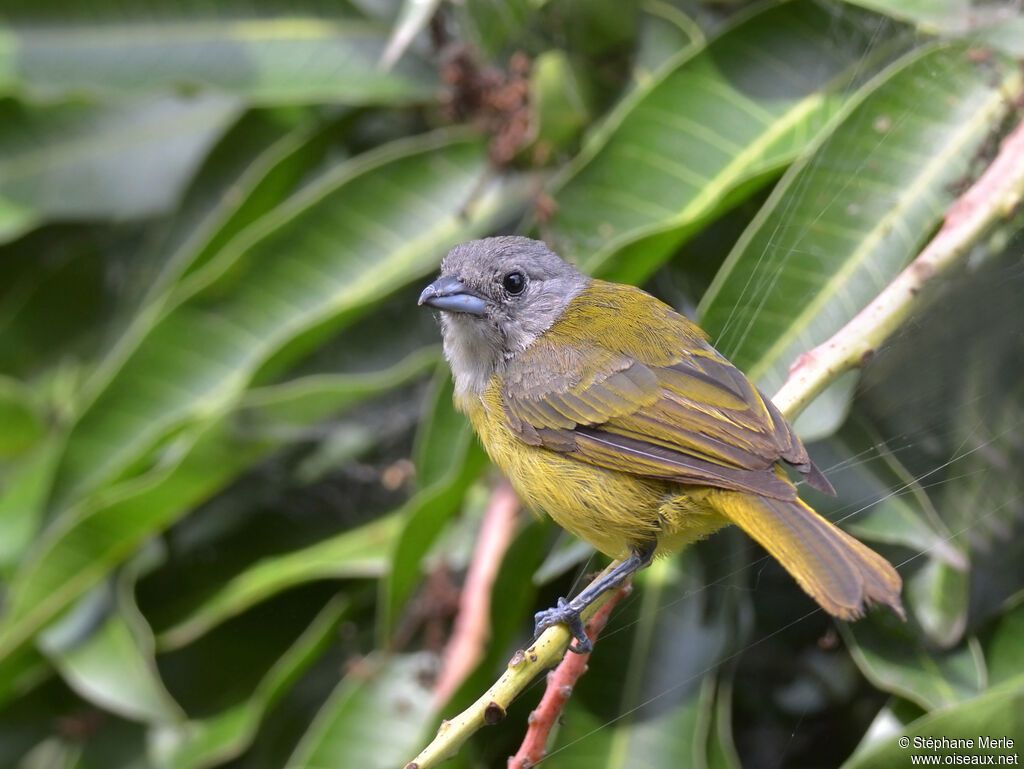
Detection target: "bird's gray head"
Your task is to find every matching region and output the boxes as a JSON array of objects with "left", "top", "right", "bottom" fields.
[{"left": 418, "top": 236, "right": 588, "bottom": 396}]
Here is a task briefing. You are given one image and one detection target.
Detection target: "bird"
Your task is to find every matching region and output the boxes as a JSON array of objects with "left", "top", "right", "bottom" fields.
[{"left": 418, "top": 235, "right": 904, "bottom": 653}]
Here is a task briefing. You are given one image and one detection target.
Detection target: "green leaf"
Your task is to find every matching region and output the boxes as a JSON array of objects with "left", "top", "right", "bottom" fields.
[
  {"left": 839, "top": 677, "right": 1024, "bottom": 768},
  {"left": 905, "top": 556, "right": 969, "bottom": 651},
  {"left": 0, "top": 290, "right": 457, "bottom": 663},
  {"left": 528, "top": 50, "right": 590, "bottom": 160},
  {"left": 0, "top": 375, "right": 43, "bottom": 458},
  {"left": 38, "top": 548, "right": 184, "bottom": 725},
  {"left": 633, "top": 1, "right": 703, "bottom": 78},
  {"left": 0, "top": 2, "right": 438, "bottom": 105},
  {"left": 0, "top": 439, "right": 60, "bottom": 574},
  {"left": 379, "top": 442, "right": 488, "bottom": 642},
  {"left": 699, "top": 42, "right": 1022, "bottom": 402},
  {"left": 52, "top": 131, "right": 522, "bottom": 507},
  {"left": 841, "top": 615, "right": 986, "bottom": 711},
  {"left": 840, "top": 0, "right": 970, "bottom": 30},
  {"left": 809, "top": 422, "right": 961, "bottom": 559},
  {"left": 143, "top": 109, "right": 333, "bottom": 301},
  {"left": 973, "top": 17, "right": 1024, "bottom": 56},
  {"left": 151, "top": 595, "right": 348, "bottom": 769},
  {"left": 805, "top": 418, "right": 969, "bottom": 646},
  {"left": 706, "top": 675, "right": 742, "bottom": 769},
  {"left": 0, "top": 419, "right": 262, "bottom": 662},
  {"left": 84, "top": 109, "right": 342, "bottom": 425},
  {"left": 985, "top": 601, "right": 1024, "bottom": 688},
  {"left": 156, "top": 513, "right": 400, "bottom": 650},
  {"left": 0, "top": 644, "right": 49, "bottom": 711},
  {"left": 0, "top": 196, "right": 35, "bottom": 246},
  {"left": 0, "top": 95, "right": 240, "bottom": 225},
  {"left": 236, "top": 345, "right": 440, "bottom": 437},
  {"left": 413, "top": 366, "right": 472, "bottom": 489},
  {"left": 383, "top": 353, "right": 493, "bottom": 646},
  {"left": 0, "top": 344, "right": 443, "bottom": 661},
  {"left": 285, "top": 652, "right": 435, "bottom": 769},
  {"left": 455, "top": 0, "right": 532, "bottom": 56},
  {"left": 545, "top": 0, "right": 909, "bottom": 283}
]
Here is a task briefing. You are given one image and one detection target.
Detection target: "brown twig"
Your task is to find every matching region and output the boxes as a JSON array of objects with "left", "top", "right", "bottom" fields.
[
  {"left": 507, "top": 587, "right": 630, "bottom": 769},
  {"left": 433, "top": 482, "right": 520, "bottom": 706}
]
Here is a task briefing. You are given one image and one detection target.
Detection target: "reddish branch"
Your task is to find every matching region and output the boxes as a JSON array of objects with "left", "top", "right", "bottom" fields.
[{"left": 507, "top": 586, "right": 631, "bottom": 769}]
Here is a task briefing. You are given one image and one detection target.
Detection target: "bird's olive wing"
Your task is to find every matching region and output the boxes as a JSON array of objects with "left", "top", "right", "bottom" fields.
[{"left": 501, "top": 291, "right": 831, "bottom": 500}]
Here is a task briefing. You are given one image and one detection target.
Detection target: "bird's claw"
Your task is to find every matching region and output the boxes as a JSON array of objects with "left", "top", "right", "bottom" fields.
[{"left": 534, "top": 597, "right": 592, "bottom": 654}]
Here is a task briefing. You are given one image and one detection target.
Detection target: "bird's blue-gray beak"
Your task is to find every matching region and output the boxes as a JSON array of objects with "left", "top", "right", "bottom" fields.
[{"left": 418, "top": 275, "right": 488, "bottom": 316}]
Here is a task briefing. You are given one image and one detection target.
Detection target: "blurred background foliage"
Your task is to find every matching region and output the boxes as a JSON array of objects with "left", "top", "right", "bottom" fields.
[{"left": 1, "top": 0, "right": 1023, "bottom": 767}]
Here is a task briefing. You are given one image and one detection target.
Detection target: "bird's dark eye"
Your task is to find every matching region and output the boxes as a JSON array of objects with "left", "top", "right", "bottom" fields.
[{"left": 502, "top": 271, "right": 526, "bottom": 295}]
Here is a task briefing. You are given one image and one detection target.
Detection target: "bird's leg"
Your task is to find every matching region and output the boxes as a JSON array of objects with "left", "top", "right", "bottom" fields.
[{"left": 533, "top": 542, "right": 655, "bottom": 654}]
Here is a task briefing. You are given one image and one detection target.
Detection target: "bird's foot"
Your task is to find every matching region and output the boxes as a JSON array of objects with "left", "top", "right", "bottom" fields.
[{"left": 534, "top": 597, "right": 591, "bottom": 654}]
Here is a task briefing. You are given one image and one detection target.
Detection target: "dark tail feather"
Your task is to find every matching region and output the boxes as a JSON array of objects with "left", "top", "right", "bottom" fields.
[{"left": 716, "top": 491, "right": 904, "bottom": 621}]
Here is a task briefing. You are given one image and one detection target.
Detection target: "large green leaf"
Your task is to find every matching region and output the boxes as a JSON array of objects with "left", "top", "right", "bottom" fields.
[
  {"left": 235, "top": 344, "right": 440, "bottom": 437},
  {"left": 379, "top": 441, "right": 488, "bottom": 642},
  {"left": 413, "top": 367, "right": 473, "bottom": 490},
  {"left": 142, "top": 109, "right": 332, "bottom": 300},
  {"left": 0, "top": 197, "right": 36, "bottom": 244},
  {"left": 845, "top": 602, "right": 1024, "bottom": 767},
  {"left": 0, "top": 419, "right": 262, "bottom": 662},
  {"left": 632, "top": 1, "right": 704, "bottom": 77},
  {"left": 0, "top": 376, "right": 43, "bottom": 458},
  {"left": 78, "top": 109, "right": 351, "bottom": 451},
  {"left": 156, "top": 513, "right": 400, "bottom": 650},
  {"left": 984, "top": 601, "right": 1024, "bottom": 687},
  {"left": 698, "top": 42, "right": 1021, "bottom": 401},
  {"left": 840, "top": 0, "right": 970, "bottom": 30},
  {"left": 805, "top": 419, "right": 968, "bottom": 647},
  {"left": 0, "top": 321, "right": 463, "bottom": 664},
  {"left": 840, "top": 676, "right": 1024, "bottom": 768},
  {"left": 0, "top": 95, "right": 239, "bottom": 228},
  {"left": 841, "top": 616, "right": 986, "bottom": 711},
  {"left": 0, "top": 1, "right": 437, "bottom": 105},
  {"left": 151, "top": 596, "right": 348, "bottom": 769},
  {"left": 0, "top": 439, "right": 59, "bottom": 575},
  {"left": 0, "top": 231, "right": 109, "bottom": 378},
  {"left": 37, "top": 549, "right": 184, "bottom": 725},
  {"left": 285, "top": 652, "right": 435, "bottom": 769},
  {"left": 545, "top": 0, "right": 909, "bottom": 283},
  {"left": 51, "top": 131, "right": 521, "bottom": 508}
]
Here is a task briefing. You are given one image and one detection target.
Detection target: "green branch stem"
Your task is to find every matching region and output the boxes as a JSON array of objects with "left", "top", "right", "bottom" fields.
[
  {"left": 404, "top": 575, "right": 621, "bottom": 769},
  {"left": 403, "top": 114, "right": 1024, "bottom": 769}
]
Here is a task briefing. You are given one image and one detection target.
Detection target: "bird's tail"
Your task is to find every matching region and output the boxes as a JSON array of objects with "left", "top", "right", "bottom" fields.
[{"left": 714, "top": 491, "right": 904, "bottom": 620}]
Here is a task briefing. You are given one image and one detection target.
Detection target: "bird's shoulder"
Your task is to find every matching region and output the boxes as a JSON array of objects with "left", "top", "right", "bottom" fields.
[
  {"left": 542, "top": 280, "right": 708, "bottom": 366},
  {"left": 504, "top": 279, "right": 730, "bottom": 411}
]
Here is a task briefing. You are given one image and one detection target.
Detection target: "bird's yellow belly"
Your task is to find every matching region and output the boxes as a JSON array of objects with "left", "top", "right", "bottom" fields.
[{"left": 460, "top": 381, "right": 728, "bottom": 559}]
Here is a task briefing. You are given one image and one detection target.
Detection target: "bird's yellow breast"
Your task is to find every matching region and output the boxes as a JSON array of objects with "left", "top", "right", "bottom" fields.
[{"left": 457, "top": 377, "right": 728, "bottom": 559}]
